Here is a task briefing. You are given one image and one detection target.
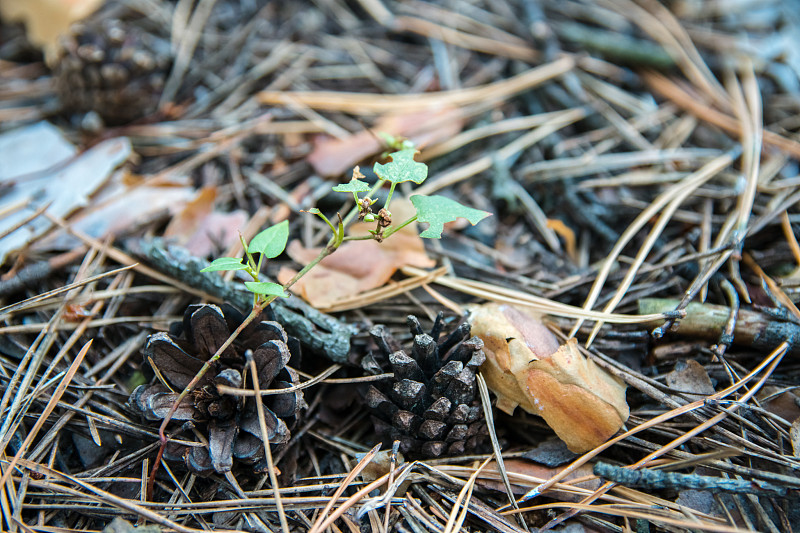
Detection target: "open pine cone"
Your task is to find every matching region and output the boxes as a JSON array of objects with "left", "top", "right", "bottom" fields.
[
  {"left": 361, "top": 314, "right": 489, "bottom": 458},
  {"left": 129, "top": 303, "right": 304, "bottom": 476},
  {"left": 53, "top": 17, "right": 171, "bottom": 124}
]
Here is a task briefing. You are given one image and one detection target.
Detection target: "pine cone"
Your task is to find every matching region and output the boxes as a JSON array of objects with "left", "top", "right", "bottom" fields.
[
  {"left": 129, "top": 303, "right": 304, "bottom": 476},
  {"left": 362, "top": 314, "right": 489, "bottom": 458},
  {"left": 53, "top": 17, "right": 171, "bottom": 124}
]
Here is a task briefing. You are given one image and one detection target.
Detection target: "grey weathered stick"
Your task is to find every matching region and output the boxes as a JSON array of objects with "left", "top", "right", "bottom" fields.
[
  {"left": 594, "top": 462, "right": 798, "bottom": 499},
  {"left": 132, "top": 238, "right": 353, "bottom": 363}
]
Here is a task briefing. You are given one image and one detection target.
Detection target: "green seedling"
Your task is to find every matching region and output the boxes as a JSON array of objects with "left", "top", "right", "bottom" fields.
[{"left": 148, "top": 143, "right": 491, "bottom": 496}]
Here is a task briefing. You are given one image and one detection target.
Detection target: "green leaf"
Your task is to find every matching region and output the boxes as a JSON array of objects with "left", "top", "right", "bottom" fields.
[
  {"left": 244, "top": 281, "right": 288, "bottom": 297},
  {"left": 410, "top": 195, "right": 492, "bottom": 239},
  {"left": 200, "top": 257, "right": 248, "bottom": 272},
  {"left": 332, "top": 179, "right": 371, "bottom": 193},
  {"left": 248, "top": 220, "right": 289, "bottom": 258},
  {"left": 373, "top": 149, "right": 427, "bottom": 185}
]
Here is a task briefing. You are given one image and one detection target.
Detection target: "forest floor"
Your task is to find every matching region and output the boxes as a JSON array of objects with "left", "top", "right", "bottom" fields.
[{"left": 1, "top": 1, "right": 800, "bottom": 532}]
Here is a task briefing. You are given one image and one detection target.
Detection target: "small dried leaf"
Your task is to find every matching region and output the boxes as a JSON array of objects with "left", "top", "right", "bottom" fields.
[
  {"left": 0, "top": 123, "right": 132, "bottom": 263},
  {"left": 469, "top": 303, "right": 629, "bottom": 453},
  {"left": 758, "top": 386, "right": 800, "bottom": 423},
  {"left": 307, "top": 107, "right": 465, "bottom": 177},
  {"left": 665, "top": 359, "right": 715, "bottom": 403},
  {"left": 164, "top": 186, "right": 248, "bottom": 257}
]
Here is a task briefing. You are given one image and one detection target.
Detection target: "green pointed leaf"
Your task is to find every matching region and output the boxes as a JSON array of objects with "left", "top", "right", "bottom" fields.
[
  {"left": 244, "top": 281, "right": 288, "bottom": 297},
  {"left": 410, "top": 195, "right": 492, "bottom": 239},
  {"left": 373, "top": 149, "right": 427, "bottom": 185},
  {"left": 248, "top": 220, "right": 289, "bottom": 258},
  {"left": 200, "top": 257, "right": 248, "bottom": 272},
  {"left": 332, "top": 179, "right": 371, "bottom": 193}
]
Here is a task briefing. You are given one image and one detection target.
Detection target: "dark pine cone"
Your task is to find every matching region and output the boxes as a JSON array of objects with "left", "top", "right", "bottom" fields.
[
  {"left": 129, "top": 303, "right": 304, "bottom": 476},
  {"left": 362, "top": 314, "right": 489, "bottom": 459},
  {"left": 53, "top": 17, "right": 171, "bottom": 124}
]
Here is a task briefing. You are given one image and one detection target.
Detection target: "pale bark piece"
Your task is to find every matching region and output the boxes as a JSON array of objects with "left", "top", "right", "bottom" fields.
[{"left": 469, "top": 303, "right": 629, "bottom": 453}]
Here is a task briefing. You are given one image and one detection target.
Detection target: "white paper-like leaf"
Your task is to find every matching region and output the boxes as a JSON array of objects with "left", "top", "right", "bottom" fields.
[{"left": 0, "top": 122, "right": 131, "bottom": 263}]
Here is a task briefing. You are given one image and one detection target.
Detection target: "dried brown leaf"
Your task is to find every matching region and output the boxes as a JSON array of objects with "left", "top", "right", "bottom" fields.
[
  {"left": 469, "top": 303, "right": 629, "bottom": 453},
  {"left": 758, "top": 386, "right": 800, "bottom": 423},
  {"left": 163, "top": 186, "right": 248, "bottom": 256},
  {"left": 664, "top": 359, "right": 715, "bottom": 402},
  {"left": 307, "top": 107, "right": 465, "bottom": 177}
]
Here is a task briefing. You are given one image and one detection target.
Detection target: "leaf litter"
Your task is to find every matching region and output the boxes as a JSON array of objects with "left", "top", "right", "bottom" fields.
[{"left": 1, "top": 0, "right": 800, "bottom": 532}]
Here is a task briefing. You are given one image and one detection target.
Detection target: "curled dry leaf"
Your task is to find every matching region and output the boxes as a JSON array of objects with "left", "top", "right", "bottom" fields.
[
  {"left": 758, "top": 386, "right": 800, "bottom": 423},
  {"left": 163, "top": 186, "right": 248, "bottom": 257},
  {"left": 277, "top": 199, "right": 435, "bottom": 308},
  {"left": 468, "top": 303, "right": 629, "bottom": 453},
  {"left": 664, "top": 359, "right": 715, "bottom": 403}
]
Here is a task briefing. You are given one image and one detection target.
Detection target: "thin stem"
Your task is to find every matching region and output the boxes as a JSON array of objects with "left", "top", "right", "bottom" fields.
[
  {"left": 341, "top": 215, "right": 418, "bottom": 242},
  {"left": 342, "top": 234, "right": 376, "bottom": 242},
  {"left": 314, "top": 210, "right": 337, "bottom": 236},
  {"left": 282, "top": 215, "right": 345, "bottom": 289},
  {"left": 342, "top": 179, "right": 385, "bottom": 227},
  {"left": 384, "top": 182, "right": 397, "bottom": 210},
  {"left": 382, "top": 215, "right": 418, "bottom": 239}
]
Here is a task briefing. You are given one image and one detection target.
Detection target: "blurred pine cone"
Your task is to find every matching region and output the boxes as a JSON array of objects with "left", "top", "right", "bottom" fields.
[
  {"left": 52, "top": 17, "right": 171, "bottom": 124},
  {"left": 362, "top": 314, "right": 490, "bottom": 458},
  {"left": 129, "top": 303, "right": 304, "bottom": 476}
]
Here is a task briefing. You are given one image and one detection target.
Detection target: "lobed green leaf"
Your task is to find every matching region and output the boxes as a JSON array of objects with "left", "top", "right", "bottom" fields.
[
  {"left": 410, "top": 195, "right": 492, "bottom": 239},
  {"left": 244, "top": 281, "right": 288, "bottom": 297},
  {"left": 248, "top": 220, "right": 289, "bottom": 258},
  {"left": 200, "top": 257, "right": 248, "bottom": 272},
  {"left": 332, "top": 179, "right": 371, "bottom": 193},
  {"left": 373, "top": 148, "right": 427, "bottom": 185}
]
